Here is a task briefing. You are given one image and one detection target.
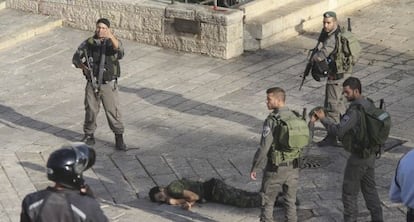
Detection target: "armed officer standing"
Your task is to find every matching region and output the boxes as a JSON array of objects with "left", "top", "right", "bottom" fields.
[
  {"left": 311, "top": 77, "right": 383, "bottom": 222},
  {"left": 250, "top": 87, "right": 306, "bottom": 222},
  {"left": 312, "top": 11, "right": 351, "bottom": 146},
  {"left": 20, "top": 143, "right": 108, "bottom": 222},
  {"left": 72, "top": 18, "right": 126, "bottom": 151}
]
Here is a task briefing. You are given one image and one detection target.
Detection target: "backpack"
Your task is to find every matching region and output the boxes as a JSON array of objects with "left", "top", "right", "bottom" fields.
[
  {"left": 351, "top": 98, "right": 391, "bottom": 158},
  {"left": 334, "top": 26, "right": 362, "bottom": 73},
  {"left": 270, "top": 110, "right": 310, "bottom": 164}
]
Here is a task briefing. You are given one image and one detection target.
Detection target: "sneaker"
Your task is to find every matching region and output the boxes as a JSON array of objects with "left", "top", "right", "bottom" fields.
[{"left": 81, "top": 134, "right": 95, "bottom": 146}]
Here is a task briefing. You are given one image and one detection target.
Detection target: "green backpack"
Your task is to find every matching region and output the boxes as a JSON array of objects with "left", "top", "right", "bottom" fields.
[
  {"left": 335, "top": 27, "right": 362, "bottom": 73},
  {"left": 349, "top": 99, "right": 391, "bottom": 158},
  {"left": 271, "top": 110, "right": 310, "bottom": 164}
]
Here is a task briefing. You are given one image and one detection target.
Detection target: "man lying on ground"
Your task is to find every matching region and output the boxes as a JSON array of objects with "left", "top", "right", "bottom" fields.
[{"left": 148, "top": 178, "right": 260, "bottom": 210}]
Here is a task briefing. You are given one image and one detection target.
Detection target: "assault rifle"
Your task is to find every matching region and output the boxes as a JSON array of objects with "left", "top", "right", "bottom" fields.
[
  {"left": 83, "top": 49, "right": 98, "bottom": 93},
  {"left": 299, "top": 41, "right": 321, "bottom": 91}
]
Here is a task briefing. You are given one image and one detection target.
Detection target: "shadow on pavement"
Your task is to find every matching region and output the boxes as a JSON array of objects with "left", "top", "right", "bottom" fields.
[
  {"left": 119, "top": 86, "right": 263, "bottom": 133},
  {"left": 0, "top": 103, "right": 113, "bottom": 146}
]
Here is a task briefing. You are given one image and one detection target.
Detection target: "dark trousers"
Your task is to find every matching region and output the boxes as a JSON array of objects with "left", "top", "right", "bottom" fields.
[
  {"left": 342, "top": 154, "right": 383, "bottom": 222},
  {"left": 408, "top": 208, "right": 414, "bottom": 222},
  {"left": 204, "top": 178, "right": 260, "bottom": 208}
]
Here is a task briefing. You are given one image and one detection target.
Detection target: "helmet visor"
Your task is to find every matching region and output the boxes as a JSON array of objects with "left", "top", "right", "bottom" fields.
[{"left": 73, "top": 144, "right": 96, "bottom": 174}]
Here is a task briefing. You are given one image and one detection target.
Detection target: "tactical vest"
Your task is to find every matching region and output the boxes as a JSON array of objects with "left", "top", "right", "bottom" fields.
[
  {"left": 270, "top": 110, "right": 309, "bottom": 165},
  {"left": 332, "top": 26, "right": 361, "bottom": 74},
  {"left": 86, "top": 37, "right": 121, "bottom": 81}
]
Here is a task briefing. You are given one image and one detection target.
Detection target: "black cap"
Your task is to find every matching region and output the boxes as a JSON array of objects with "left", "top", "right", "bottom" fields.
[
  {"left": 323, "top": 11, "right": 337, "bottom": 19},
  {"left": 96, "top": 18, "right": 110, "bottom": 28}
]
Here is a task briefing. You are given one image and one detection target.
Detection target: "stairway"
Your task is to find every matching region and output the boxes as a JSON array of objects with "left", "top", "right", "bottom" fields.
[
  {"left": 0, "top": 4, "right": 62, "bottom": 51},
  {"left": 240, "top": 0, "right": 378, "bottom": 51}
]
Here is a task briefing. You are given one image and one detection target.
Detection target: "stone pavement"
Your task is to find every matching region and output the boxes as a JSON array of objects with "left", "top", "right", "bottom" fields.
[{"left": 0, "top": 0, "right": 413, "bottom": 221}]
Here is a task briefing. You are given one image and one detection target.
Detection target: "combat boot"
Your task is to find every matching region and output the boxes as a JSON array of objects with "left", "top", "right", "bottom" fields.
[
  {"left": 115, "top": 134, "right": 127, "bottom": 151},
  {"left": 316, "top": 135, "right": 338, "bottom": 147},
  {"left": 81, "top": 134, "right": 95, "bottom": 146}
]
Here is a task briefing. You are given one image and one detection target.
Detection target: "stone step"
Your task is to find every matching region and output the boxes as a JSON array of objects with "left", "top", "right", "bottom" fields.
[
  {"left": 243, "top": 0, "right": 379, "bottom": 51},
  {"left": 0, "top": 1, "right": 6, "bottom": 10},
  {"left": 239, "top": 0, "right": 296, "bottom": 22},
  {"left": 0, "top": 8, "right": 62, "bottom": 51}
]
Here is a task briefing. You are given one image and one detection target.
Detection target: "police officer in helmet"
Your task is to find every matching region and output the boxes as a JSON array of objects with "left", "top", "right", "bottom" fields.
[{"left": 20, "top": 143, "right": 108, "bottom": 222}]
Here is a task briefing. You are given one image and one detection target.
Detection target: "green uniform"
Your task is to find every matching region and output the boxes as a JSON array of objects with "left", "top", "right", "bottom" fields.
[
  {"left": 251, "top": 107, "right": 299, "bottom": 222},
  {"left": 72, "top": 37, "right": 125, "bottom": 135},
  {"left": 314, "top": 27, "right": 349, "bottom": 124},
  {"left": 166, "top": 178, "right": 260, "bottom": 208},
  {"left": 321, "top": 97, "right": 383, "bottom": 222}
]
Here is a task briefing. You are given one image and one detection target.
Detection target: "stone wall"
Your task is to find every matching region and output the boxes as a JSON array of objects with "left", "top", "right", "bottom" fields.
[{"left": 6, "top": 0, "right": 244, "bottom": 59}]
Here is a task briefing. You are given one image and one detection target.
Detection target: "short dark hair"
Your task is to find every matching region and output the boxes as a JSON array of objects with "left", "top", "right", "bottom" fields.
[
  {"left": 266, "top": 87, "right": 286, "bottom": 102},
  {"left": 96, "top": 18, "right": 110, "bottom": 28},
  {"left": 149, "top": 186, "right": 161, "bottom": 202},
  {"left": 343, "top": 77, "right": 362, "bottom": 93}
]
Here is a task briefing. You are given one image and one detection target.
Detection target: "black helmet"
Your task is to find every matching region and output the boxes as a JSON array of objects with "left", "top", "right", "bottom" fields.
[{"left": 47, "top": 143, "right": 96, "bottom": 189}]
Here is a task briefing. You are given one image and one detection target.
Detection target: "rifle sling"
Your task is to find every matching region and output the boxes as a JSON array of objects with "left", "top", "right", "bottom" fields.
[{"left": 97, "top": 40, "right": 107, "bottom": 91}]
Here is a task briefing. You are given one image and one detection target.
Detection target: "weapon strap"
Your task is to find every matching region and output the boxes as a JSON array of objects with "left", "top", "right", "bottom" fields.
[{"left": 97, "top": 39, "right": 107, "bottom": 92}]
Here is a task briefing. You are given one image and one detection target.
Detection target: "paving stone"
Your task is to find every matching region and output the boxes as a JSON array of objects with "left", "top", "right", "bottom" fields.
[{"left": 0, "top": 0, "right": 413, "bottom": 221}]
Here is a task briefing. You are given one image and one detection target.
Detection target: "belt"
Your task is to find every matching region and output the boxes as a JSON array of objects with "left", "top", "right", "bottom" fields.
[
  {"left": 100, "top": 79, "right": 115, "bottom": 84},
  {"left": 90, "top": 79, "right": 115, "bottom": 85},
  {"left": 328, "top": 73, "right": 344, "bottom": 80},
  {"left": 278, "top": 160, "right": 296, "bottom": 167},
  {"left": 266, "top": 159, "right": 298, "bottom": 172}
]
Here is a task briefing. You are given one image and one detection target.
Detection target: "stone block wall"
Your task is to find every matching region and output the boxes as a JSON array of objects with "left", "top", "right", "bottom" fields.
[{"left": 6, "top": 0, "right": 244, "bottom": 59}]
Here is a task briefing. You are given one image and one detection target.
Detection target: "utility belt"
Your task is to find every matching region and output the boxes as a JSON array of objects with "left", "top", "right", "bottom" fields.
[
  {"left": 88, "top": 78, "right": 116, "bottom": 85},
  {"left": 267, "top": 158, "right": 299, "bottom": 172},
  {"left": 328, "top": 72, "right": 344, "bottom": 80}
]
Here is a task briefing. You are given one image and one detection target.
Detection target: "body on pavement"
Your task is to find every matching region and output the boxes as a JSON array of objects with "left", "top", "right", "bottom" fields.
[{"left": 149, "top": 178, "right": 260, "bottom": 210}]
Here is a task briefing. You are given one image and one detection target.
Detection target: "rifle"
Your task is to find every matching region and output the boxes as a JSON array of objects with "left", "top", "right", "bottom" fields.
[
  {"left": 347, "top": 18, "right": 352, "bottom": 32},
  {"left": 299, "top": 41, "right": 321, "bottom": 91},
  {"left": 83, "top": 49, "right": 98, "bottom": 93}
]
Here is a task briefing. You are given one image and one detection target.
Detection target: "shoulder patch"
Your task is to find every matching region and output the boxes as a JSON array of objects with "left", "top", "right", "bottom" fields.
[
  {"left": 262, "top": 125, "right": 271, "bottom": 138},
  {"left": 341, "top": 114, "right": 351, "bottom": 123}
]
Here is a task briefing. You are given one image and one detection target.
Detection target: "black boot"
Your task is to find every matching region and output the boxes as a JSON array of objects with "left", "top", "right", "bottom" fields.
[
  {"left": 115, "top": 134, "right": 127, "bottom": 151},
  {"left": 81, "top": 134, "right": 95, "bottom": 146},
  {"left": 316, "top": 134, "right": 338, "bottom": 147}
]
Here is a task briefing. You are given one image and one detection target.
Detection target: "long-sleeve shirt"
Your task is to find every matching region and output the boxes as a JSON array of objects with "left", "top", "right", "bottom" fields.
[
  {"left": 389, "top": 149, "right": 414, "bottom": 208},
  {"left": 320, "top": 97, "right": 371, "bottom": 141},
  {"left": 314, "top": 27, "right": 338, "bottom": 62},
  {"left": 251, "top": 107, "right": 289, "bottom": 172}
]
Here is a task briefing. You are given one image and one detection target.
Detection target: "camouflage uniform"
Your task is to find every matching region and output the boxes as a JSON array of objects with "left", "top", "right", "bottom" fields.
[
  {"left": 320, "top": 97, "right": 383, "bottom": 222},
  {"left": 166, "top": 178, "right": 260, "bottom": 208},
  {"left": 251, "top": 107, "right": 299, "bottom": 222}
]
